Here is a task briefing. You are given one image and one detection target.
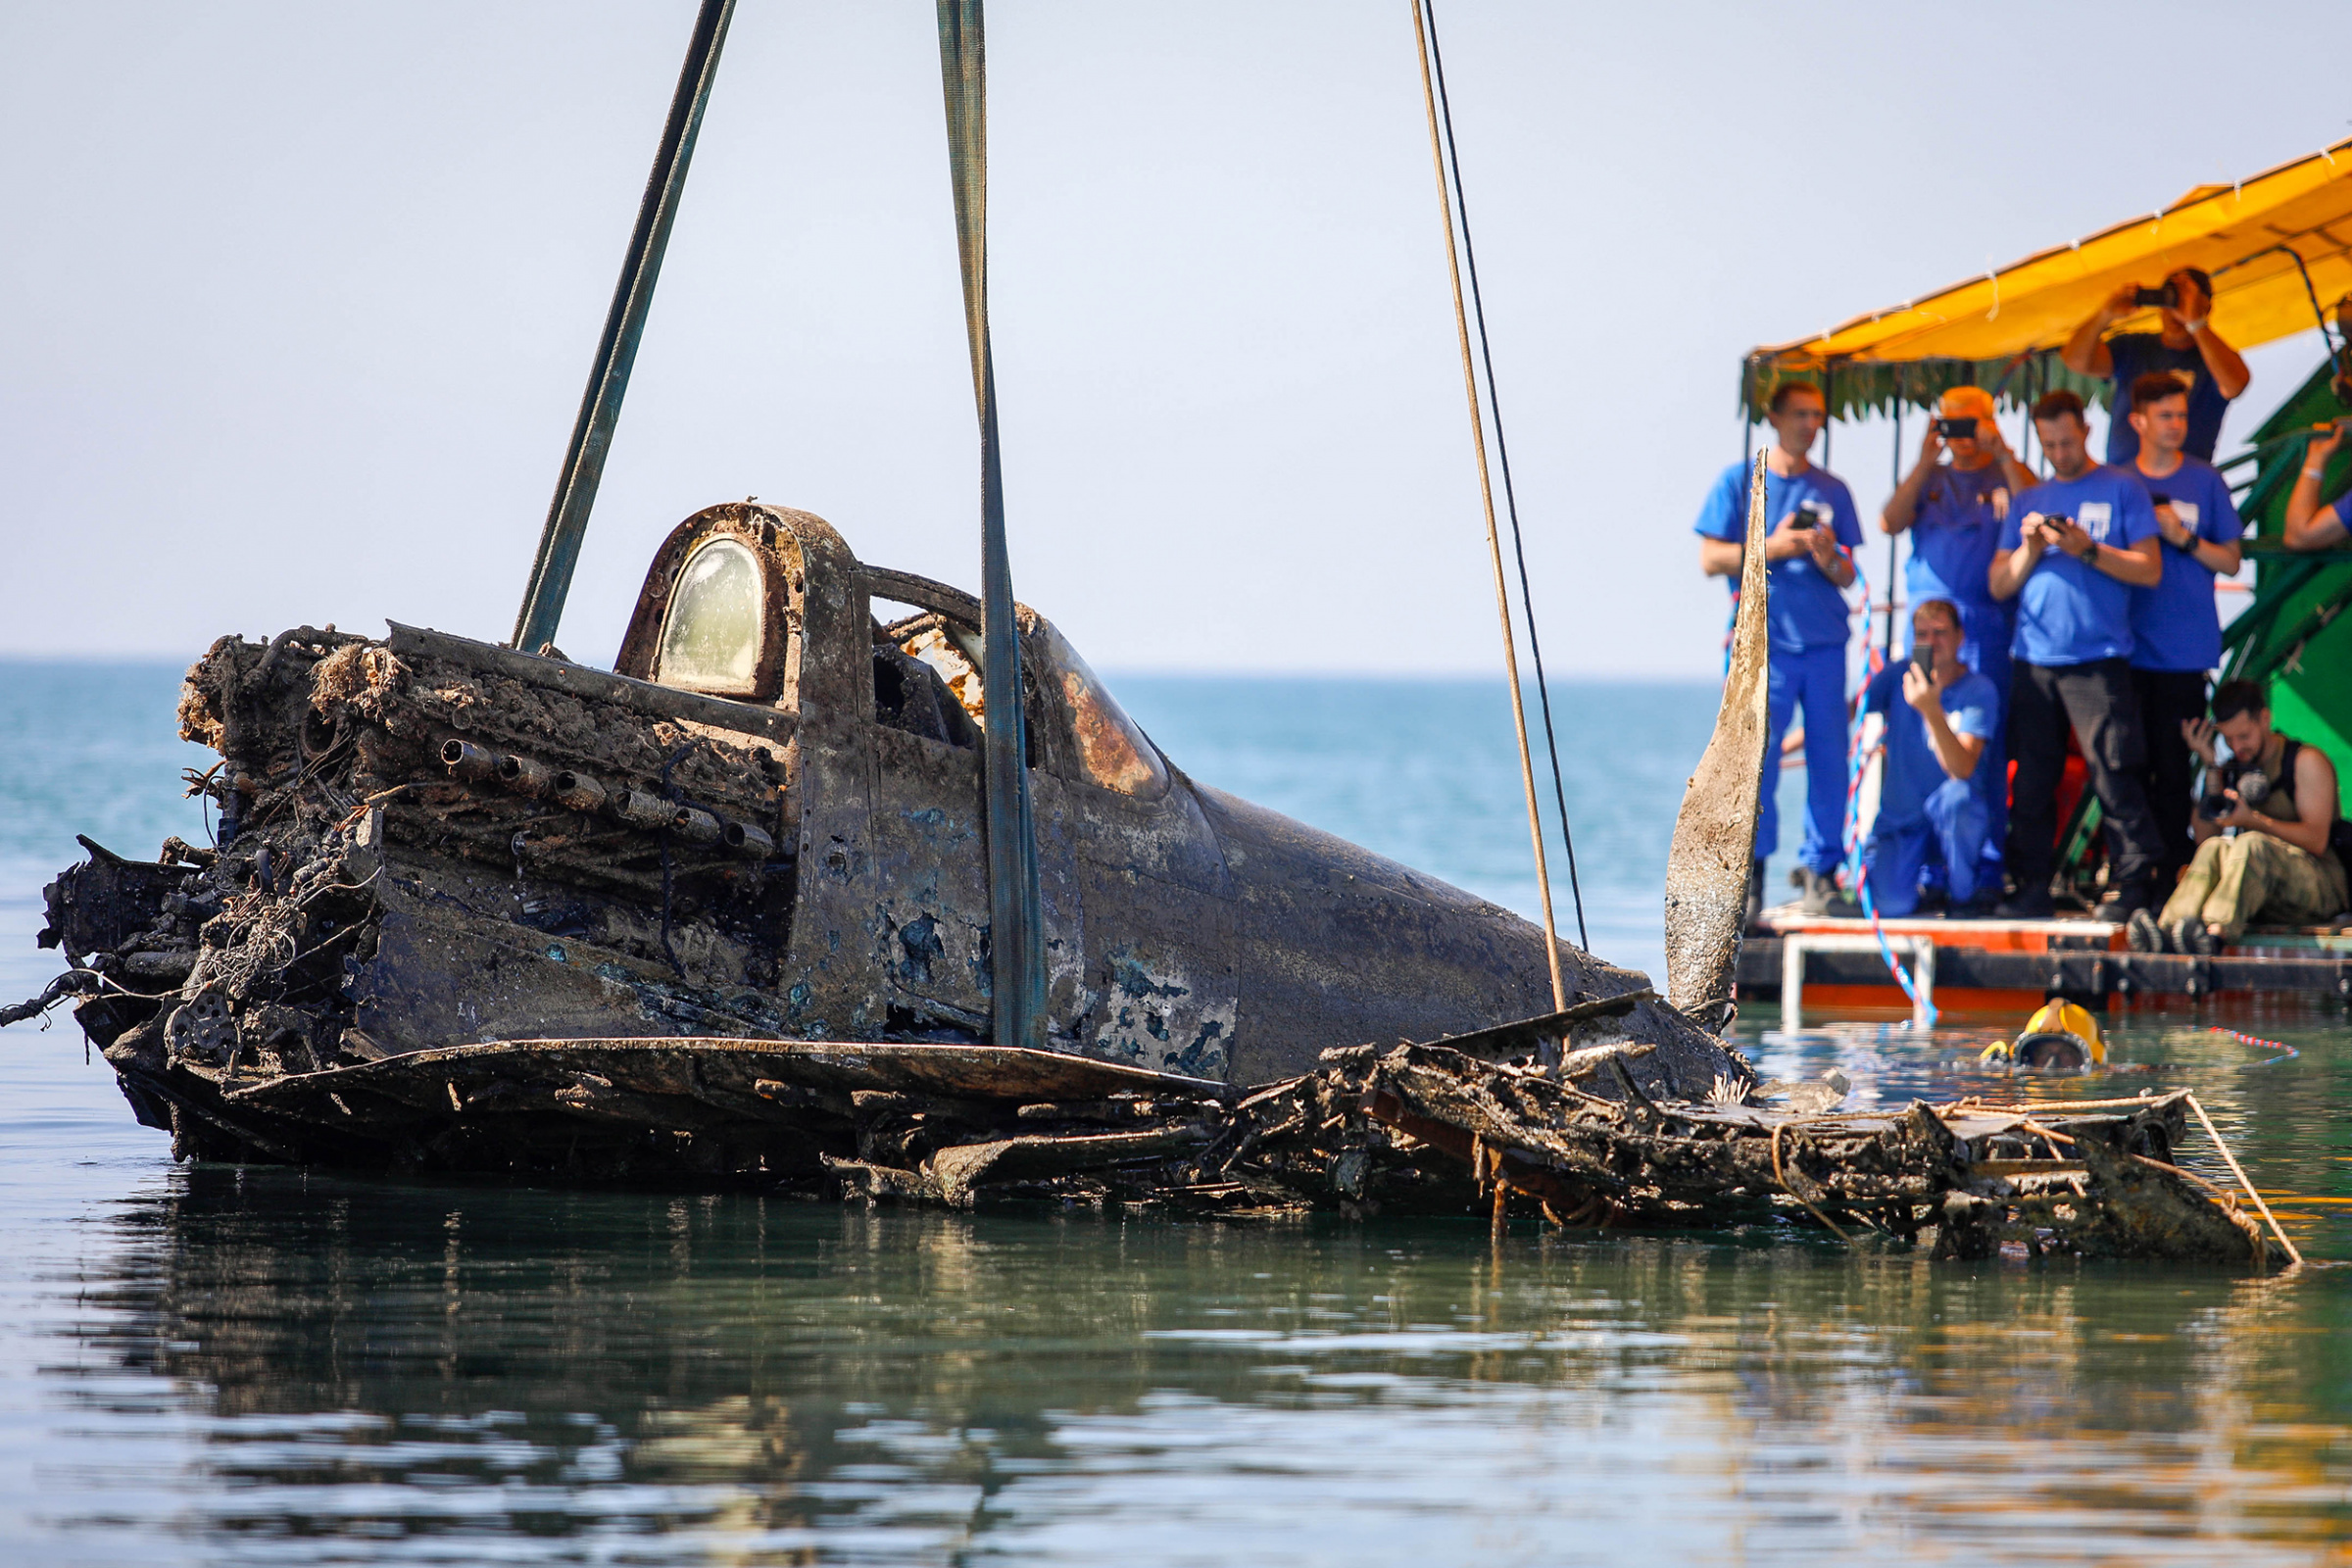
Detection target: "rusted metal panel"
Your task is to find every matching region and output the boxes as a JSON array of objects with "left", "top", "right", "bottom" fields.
[{"left": 388, "top": 621, "right": 797, "bottom": 744}]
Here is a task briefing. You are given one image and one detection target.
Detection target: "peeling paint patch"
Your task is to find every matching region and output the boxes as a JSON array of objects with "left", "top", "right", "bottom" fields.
[
  {"left": 892, "top": 912, "right": 943, "bottom": 985},
  {"left": 1111, "top": 955, "right": 1189, "bottom": 1001}
]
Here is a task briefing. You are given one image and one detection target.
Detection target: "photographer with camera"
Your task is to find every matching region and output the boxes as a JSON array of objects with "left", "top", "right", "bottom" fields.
[
  {"left": 2124, "top": 372, "right": 2244, "bottom": 889},
  {"left": 2282, "top": 417, "right": 2352, "bottom": 550},
  {"left": 1694, "top": 379, "right": 1861, "bottom": 915},
  {"left": 2060, "top": 268, "right": 2249, "bottom": 465},
  {"left": 1854, "top": 600, "right": 2000, "bottom": 916},
  {"left": 1881, "top": 386, "right": 2036, "bottom": 686},
  {"left": 1987, "top": 390, "right": 2166, "bottom": 919},
  {"left": 2128, "top": 680, "right": 2345, "bottom": 954},
  {"left": 1880, "top": 383, "right": 2034, "bottom": 881}
]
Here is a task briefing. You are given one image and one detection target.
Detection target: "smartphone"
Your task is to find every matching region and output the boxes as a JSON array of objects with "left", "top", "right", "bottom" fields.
[
  {"left": 2133, "top": 283, "right": 2180, "bottom": 309},
  {"left": 1911, "top": 649, "right": 1934, "bottom": 680},
  {"left": 1787, "top": 514, "right": 1815, "bottom": 530},
  {"left": 1935, "top": 416, "right": 1978, "bottom": 440}
]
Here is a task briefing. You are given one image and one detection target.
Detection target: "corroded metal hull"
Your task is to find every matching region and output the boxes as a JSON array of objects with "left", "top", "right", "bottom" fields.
[{"left": 35, "top": 503, "right": 1750, "bottom": 1180}]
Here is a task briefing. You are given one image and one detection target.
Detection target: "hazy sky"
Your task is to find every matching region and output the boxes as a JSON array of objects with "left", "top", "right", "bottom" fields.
[{"left": 3, "top": 1, "right": 2345, "bottom": 674}]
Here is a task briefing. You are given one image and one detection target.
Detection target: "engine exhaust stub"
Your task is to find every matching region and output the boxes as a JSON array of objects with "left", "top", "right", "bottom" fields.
[
  {"left": 612, "top": 789, "right": 674, "bottom": 830},
  {"left": 550, "top": 771, "right": 607, "bottom": 812},
  {"left": 496, "top": 754, "right": 555, "bottom": 798},
  {"left": 723, "top": 820, "right": 775, "bottom": 860},
  {"left": 441, "top": 739, "right": 497, "bottom": 782}
]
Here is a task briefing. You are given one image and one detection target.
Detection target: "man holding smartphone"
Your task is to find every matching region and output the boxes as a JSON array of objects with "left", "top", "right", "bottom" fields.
[
  {"left": 1855, "top": 599, "right": 2001, "bottom": 916},
  {"left": 1879, "top": 383, "right": 2035, "bottom": 882},
  {"left": 2059, "top": 268, "right": 2249, "bottom": 465},
  {"left": 1694, "top": 380, "right": 1862, "bottom": 915},
  {"left": 1987, "top": 390, "right": 2167, "bottom": 918},
  {"left": 2124, "top": 373, "right": 2243, "bottom": 890}
]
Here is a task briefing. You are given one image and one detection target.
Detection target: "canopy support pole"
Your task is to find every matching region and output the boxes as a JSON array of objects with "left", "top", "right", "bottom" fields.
[
  {"left": 1886, "top": 366, "right": 1901, "bottom": 656},
  {"left": 937, "top": 0, "right": 1048, "bottom": 1053},
  {"left": 1822, "top": 364, "right": 1834, "bottom": 470},
  {"left": 1410, "top": 0, "right": 1565, "bottom": 1010},
  {"left": 1742, "top": 356, "right": 1756, "bottom": 468},
  {"left": 513, "top": 0, "right": 735, "bottom": 655}
]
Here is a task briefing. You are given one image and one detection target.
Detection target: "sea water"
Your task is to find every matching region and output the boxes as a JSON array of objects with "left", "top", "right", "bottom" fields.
[{"left": 2, "top": 660, "right": 2349, "bottom": 1565}]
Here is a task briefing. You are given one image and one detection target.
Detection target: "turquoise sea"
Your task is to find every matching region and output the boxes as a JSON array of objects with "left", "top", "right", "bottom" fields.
[{"left": 4, "top": 659, "right": 2352, "bottom": 1565}]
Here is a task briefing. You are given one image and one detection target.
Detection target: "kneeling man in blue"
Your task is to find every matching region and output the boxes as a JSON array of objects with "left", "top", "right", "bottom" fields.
[
  {"left": 1694, "top": 379, "right": 1862, "bottom": 914},
  {"left": 1860, "top": 600, "right": 1999, "bottom": 916}
]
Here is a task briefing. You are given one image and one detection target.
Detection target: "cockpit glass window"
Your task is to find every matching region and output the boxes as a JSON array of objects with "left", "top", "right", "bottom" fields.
[
  {"left": 1050, "top": 633, "right": 1167, "bottom": 799},
  {"left": 656, "top": 537, "right": 762, "bottom": 693}
]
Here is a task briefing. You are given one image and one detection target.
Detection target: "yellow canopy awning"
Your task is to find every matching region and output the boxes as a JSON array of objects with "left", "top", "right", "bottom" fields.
[{"left": 1748, "top": 136, "right": 2352, "bottom": 416}]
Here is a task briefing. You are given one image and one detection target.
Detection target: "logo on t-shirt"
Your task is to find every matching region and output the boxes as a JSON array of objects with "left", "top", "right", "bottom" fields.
[
  {"left": 2079, "top": 501, "right": 2113, "bottom": 542},
  {"left": 2174, "top": 501, "right": 2200, "bottom": 527}
]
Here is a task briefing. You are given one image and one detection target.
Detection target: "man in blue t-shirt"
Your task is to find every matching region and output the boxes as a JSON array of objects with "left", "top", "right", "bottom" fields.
[
  {"left": 1859, "top": 599, "right": 2001, "bottom": 917},
  {"left": 1694, "top": 379, "right": 1862, "bottom": 914},
  {"left": 2060, "top": 268, "right": 2250, "bottom": 465},
  {"left": 2124, "top": 372, "right": 2244, "bottom": 889},
  {"left": 1878, "top": 382, "right": 2033, "bottom": 882},
  {"left": 1988, "top": 389, "right": 2168, "bottom": 918}
]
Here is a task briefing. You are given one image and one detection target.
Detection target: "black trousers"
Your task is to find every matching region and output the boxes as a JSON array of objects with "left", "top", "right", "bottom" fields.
[
  {"left": 2132, "top": 667, "right": 2210, "bottom": 890},
  {"left": 2006, "top": 658, "right": 2165, "bottom": 893}
]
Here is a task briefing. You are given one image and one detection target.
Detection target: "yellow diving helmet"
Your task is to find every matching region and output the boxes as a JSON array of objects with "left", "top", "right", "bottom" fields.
[{"left": 1980, "top": 1000, "right": 2107, "bottom": 1071}]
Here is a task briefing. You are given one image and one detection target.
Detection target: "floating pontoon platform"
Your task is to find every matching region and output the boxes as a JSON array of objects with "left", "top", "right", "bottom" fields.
[{"left": 1741, "top": 906, "right": 2352, "bottom": 1021}]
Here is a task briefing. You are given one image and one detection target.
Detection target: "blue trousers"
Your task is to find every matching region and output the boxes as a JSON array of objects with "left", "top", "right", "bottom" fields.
[
  {"left": 1862, "top": 776, "right": 1989, "bottom": 915},
  {"left": 1760, "top": 644, "right": 1850, "bottom": 873},
  {"left": 1905, "top": 597, "right": 2011, "bottom": 876}
]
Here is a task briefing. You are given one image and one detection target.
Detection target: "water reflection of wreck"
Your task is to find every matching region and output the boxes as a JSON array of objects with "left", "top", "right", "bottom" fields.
[{"left": 63, "top": 1172, "right": 2331, "bottom": 1556}]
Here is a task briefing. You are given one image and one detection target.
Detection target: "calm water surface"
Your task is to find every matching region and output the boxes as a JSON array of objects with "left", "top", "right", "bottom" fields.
[{"left": 4, "top": 661, "right": 2350, "bottom": 1564}]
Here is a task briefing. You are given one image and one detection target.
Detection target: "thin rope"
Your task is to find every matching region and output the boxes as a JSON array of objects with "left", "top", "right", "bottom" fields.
[
  {"left": 2210, "top": 1023, "right": 2300, "bottom": 1063},
  {"left": 1834, "top": 551, "right": 1937, "bottom": 1025},
  {"left": 1417, "top": 0, "right": 1587, "bottom": 954},
  {"left": 1410, "top": 0, "right": 1564, "bottom": 1008},
  {"left": 2185, "top": 1093, "right": 2302, "bottom": 1269}
]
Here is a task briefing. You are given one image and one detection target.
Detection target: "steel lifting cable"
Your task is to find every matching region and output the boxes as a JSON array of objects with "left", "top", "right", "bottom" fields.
[
  {"left": 937, "top": 0, "right": 1049, "bottom": 1052},
  {"left": 1411, "top": 0, "right": 1588, "bottom": 963}
]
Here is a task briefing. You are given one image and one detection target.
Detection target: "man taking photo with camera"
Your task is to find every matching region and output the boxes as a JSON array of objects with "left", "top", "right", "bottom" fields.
[
  {"left": 2130, "top": 679, "right": 2345, "bottom": 954},
  {"left": 2122, "top": 371, "right": 2243, "bottom": 891},
  {"left": 1988, "top": 390, "right": 2166, "bottom": 919},
  {"left": 1854, "top": 599, "right": 2001, "bottom": 916},
  {"left": 1694, "top": 379, "right": 1861, "bottom": 916},
  {"left": 2060, "top": 267, "right": 2249, "bottom": 465},
  {"left": 1881, "top": 386, "right": 2036, "bottom": 686}
]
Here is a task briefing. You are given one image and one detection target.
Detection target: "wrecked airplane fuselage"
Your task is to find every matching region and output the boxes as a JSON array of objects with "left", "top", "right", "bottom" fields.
[{"left": 35, "top": 501, "right": 1748, "bottom": 1179}]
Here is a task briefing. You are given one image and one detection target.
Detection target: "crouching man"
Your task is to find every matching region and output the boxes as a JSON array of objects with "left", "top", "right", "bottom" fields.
[
  {"left": 1858, "top": 599, "right": 2001, "bottom": 915},
  {"left": 2132, "top": 679, "right": 2348, "bottom": 954}
]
